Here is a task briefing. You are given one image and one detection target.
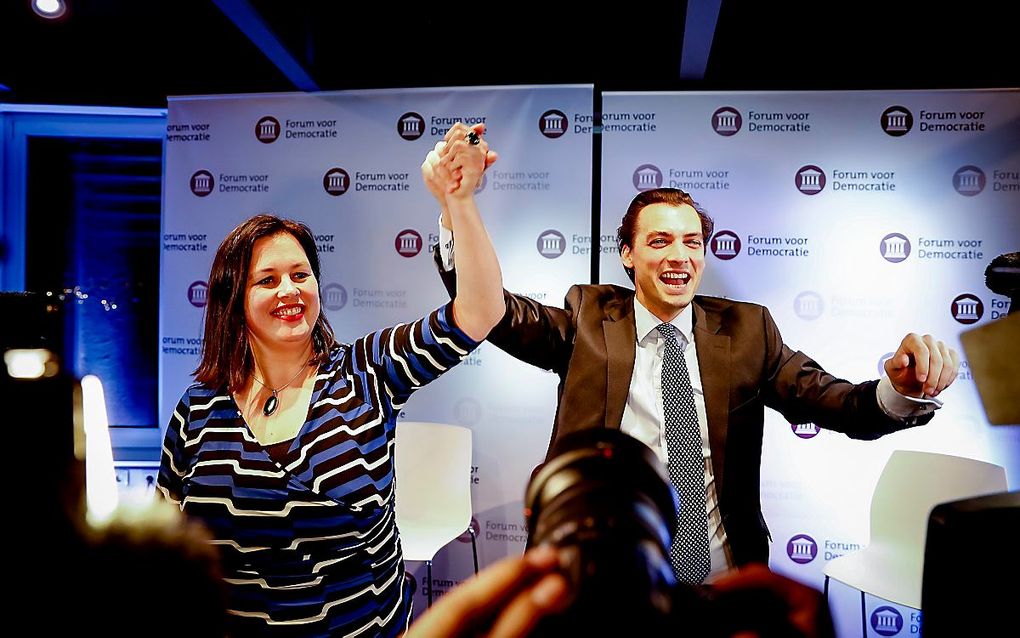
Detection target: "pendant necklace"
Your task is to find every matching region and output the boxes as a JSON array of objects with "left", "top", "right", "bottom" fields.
[{"left": 251, "top": 362, "right": 309, "bottom": 416}]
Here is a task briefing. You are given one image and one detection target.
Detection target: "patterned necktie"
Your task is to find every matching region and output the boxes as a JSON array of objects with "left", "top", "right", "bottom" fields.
[{"left": 656, "top": 322, "right": 712, "bottom": 584}]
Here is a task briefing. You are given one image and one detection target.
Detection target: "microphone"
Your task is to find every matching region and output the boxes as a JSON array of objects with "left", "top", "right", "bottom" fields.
[{"left": 984, "top": 252, "right": 1019, "bottom": 315}]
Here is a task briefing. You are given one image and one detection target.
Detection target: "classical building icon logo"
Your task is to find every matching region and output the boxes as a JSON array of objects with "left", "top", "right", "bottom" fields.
[
  {"left": 870, "top": 606, "right": 904, "bottom": 636},
  {"left": 537, "top": 229, "right": 566, "bottom": 259},
  {"left": 321, "top": 283, "right": 348, "bottom": 311},
  {"left": 881, "top": 106, "right": 913, "bottom": 136},
  {"left": 323, "top": 168, "right": 351, "bottom": 196},
  {"left": 951, "top": 293, "right": 983, "bottom": 325},
  {"left": 397, "top": 112, "right": 425, "bottom": 141},
  {"left": 455, "top": 398, "right": 482, "bottom": 426},
  {"left": 953, "top": 165, "right": 986, "bottom": 196},
  {"left": 632, "top": 164, "right": 663, "bottom": 191},
  {"left": 878, "top": 352, "right": 895, "bottom": 377},
  {"left": 880, "top": 233, "right": 911, "bottom": 263},
  {"left": 190, "top": 170, "right": 214, "bottom": 197},
  {"left": 539, "top": 109, "right": 568, "bottom": 138},
  {"left": 395, "top": 229, "right": 423, "bottom": 258},
  {"left": 187, "top": 281, "right": 209, "bottom": 308},
  {"left": 712, "top": 106, "right": 742, "bottom": 136},
  {"left": 787, "top": 534, "right": 818, "bottom": 564},
  {"left": 791, "top": 422, "right": 820, "bottom": 439},
  {"left": 457, "top": 518, "right": 481, "bottom": 543},
  {"left": 255, "top": 116, "right": 280, "bottom": 143},
  {"left": 796, "top": 165, "right": 826, "bottom": 195},
  {"left": 710, "top": 230, "right": 741, "bottom": 260},
  {"left": 793, "top": 291, "right": 824, "bottom": 320}
]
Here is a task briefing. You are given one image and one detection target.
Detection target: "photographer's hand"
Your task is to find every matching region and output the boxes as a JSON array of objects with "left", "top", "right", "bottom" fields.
[
  {"left": 711, "top": 564, "right": 834, "bottom": 638},
  {"left": 406, "top": 545, "right": 569, "bottom": 638}
]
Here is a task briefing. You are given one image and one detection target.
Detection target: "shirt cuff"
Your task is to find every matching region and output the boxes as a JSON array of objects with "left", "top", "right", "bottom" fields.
[
  {"left": 438, "top": 214, "right": 455, "bottom": 272},
  {"left": 876, "top": 375, "right": 942, "bottom": 420}
]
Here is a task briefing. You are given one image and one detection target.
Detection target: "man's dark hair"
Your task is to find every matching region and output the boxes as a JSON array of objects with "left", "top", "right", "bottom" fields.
[{"left": 616, "top": 188, "right": 715, "bottom": 283}]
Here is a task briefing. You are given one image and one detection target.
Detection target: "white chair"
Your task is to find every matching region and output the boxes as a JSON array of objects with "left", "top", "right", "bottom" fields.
[
  {"left": 394, "top": 421, "right": 477, "bottom": 609},
  {"left": 823, "top": 450, "right": 1007, "bottom": 636}
]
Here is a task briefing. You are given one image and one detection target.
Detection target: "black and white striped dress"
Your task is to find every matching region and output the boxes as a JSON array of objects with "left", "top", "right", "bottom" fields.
[{"left": 157, "top": 303, "right": 477, "bottom": 636}]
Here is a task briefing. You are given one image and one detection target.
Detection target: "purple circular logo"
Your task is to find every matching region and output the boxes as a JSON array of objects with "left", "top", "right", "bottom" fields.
[
  {"left": 190, "top": 170, "right": 214, "bottom": 197},
  {"left": 457, "top": 517, "right": 481, "bottom": 543},
  {"left": 321, "top": 283, "right": 347, "bottom": 311},
  {"left": 791, "top": 422, "right": 819, "bottom": 439},
  {"left": 537, "top": 229, "right": 566, "bottom": 259},
  {"left": 879, "top": 233, "right": 911, "bottom": 263},
  {"left": 187, "top": 281, "right": 209, "bottom": 308},
  {"left": 878, "top": 352, "right": 896, "bottom": 377},
  {"left": 881, "top": 106, "right": 913, "bottom": 137},
  {"left": 323, "top": 168, "right": 350, "bottom": 196},
  {"left": 795, "top": 165, "right": 826, "bottom": 195},
  {"left": 712, "top": 106, "right": 742, "bottom": 136},
  {"left": 786, "top": 534, "right": 817, "bottom": 564},
  {"left": 395, "top": 229, "right": 423, "bottom": 258},
  {"left": 255, "top": 116, "right": 280, "bottom": 143},
  {"left": 539, "top": 109, "right": 568, "bottom": 139},
  {"left": 632, "top": 164, "right": 663, "bottom": 191},
  {"left": 475, "top": 172, "right": 487, "bottom": 194},
  {"left": 793, "top": 291, "right": 824, "bottom": 320},
  {"left": 953, "top": 165, "right": 986, "bottom": 196},
  {"left": 397, "top": 112, "right": 425, "bottom": 141},
  {"left": 870, "top": 606, "right": 904, "bottom": 636},
  {"left": 951, "top": 293, "right": 984, "bottom": 325},
  {"left": 710, "top": 230, "right": 741, "bottom": 260}
]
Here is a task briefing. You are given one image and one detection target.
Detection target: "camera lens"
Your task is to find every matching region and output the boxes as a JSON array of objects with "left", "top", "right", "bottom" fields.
[{"left": 524, "top": 428, "right": 681, "bottom": 634}]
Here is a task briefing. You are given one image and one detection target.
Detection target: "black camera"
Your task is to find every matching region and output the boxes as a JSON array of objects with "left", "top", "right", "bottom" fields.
[
  {"left": 523, "top": 427, "right": 719, "bottom": 635},
  {"left": 524, "top": 428, "right": 817, "bottom": 637}
]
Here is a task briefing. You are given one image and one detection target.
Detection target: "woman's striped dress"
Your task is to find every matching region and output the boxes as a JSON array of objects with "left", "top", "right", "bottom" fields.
[{"left": 157, "top": 303, "right": 477, "bottom": 636}]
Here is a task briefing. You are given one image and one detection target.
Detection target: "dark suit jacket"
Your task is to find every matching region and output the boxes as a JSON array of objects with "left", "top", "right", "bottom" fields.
[{"left": 438, "top": 255, "right": 930, "bottom": 564}]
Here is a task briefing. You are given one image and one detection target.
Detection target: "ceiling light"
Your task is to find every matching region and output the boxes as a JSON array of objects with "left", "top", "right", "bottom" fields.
[{"left": 32, "top": 0, "right": 67, "bottom": 19}]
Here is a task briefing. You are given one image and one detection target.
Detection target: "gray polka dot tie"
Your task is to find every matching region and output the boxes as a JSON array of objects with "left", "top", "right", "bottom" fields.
[{"left": 656, "top": 323, "right": 712, "bottom": 584}]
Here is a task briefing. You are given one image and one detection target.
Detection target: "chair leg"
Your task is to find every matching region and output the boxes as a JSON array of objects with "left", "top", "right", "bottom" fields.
[
  {"left": 427, "top": 560, "right": 433, "bottom": 609},
  {"left": 860, "top": 590, "right": 867, "bottom": 638},
  {"left": 469, "top": 527, "right": 479, "bottom": 575}
]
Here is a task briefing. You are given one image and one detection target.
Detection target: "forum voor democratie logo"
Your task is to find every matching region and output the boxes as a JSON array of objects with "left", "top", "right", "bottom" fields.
[
  {"left": 255, "top": 116, "right": 280, "bottom": 143},
  {"left": 323, "top": 168, "right": 351, "bottom": 196},
  {"left": 457, "top": 518, "right": 481, "bottom": 543},
  {"left": 879, "top": 233, "right": 911, "bottom": 263},
  {"left": 321, "top": 283, "right": 347, "bottom": 311},
  {"left": 537, "top": 229, "right": 566, "bottom": 259},
  {"left": 795, "top": 165, "right": 826, "bottom": 195},
  {"left": 793, "top": 291, "right": 824, "bottom": 320},
  {"left": 871, "top": 606, "right": 904, "bottom": 636},
  {"left": 395, "top": 229, "right": 423, "bottom": 258},
  {"left": 633, "top": 164, "right": 663, "bottom": 191},
  {"left": 710, "top": 230, "right": 741, "bottom": 260},
  {"left": 953, "top": 165, "right": 986, "bottom": 196},
  {"left": 712, "top": 106, "right": 742, "bottom": 136},
  {"left": 878, "top": 352, "right": 895, "bottom": 377},
  {"left": 539, "top": 109, "right": 568, "bottom": 139},
  {"left": 190, "top": 170, "right": 214, "bottom": 197},
  {"left": 187, "top": 281, "right": 209, "bottom": 308},
  {"left": 951, "top": 293, "right": 984, "bottom": 324},
  {"left": 881, "top": 106, "right": 913, "bottom": 137},
  {"left": 786, "top": 534, "right": 818, "bottom": 564},
  {"left": 791, "top": 422, "right": 819, "bottom": 439},
  {"left": 397, "top": 112, "right": 425, "bottom": 141}
]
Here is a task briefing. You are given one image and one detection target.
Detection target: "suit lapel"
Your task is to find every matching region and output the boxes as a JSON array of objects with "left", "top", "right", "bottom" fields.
[
  {"left": 604, "top": 294, "right": 636, "bottom": 430},
  {"left": 693, "top": 299, "right": 730, "bottom": 496}
]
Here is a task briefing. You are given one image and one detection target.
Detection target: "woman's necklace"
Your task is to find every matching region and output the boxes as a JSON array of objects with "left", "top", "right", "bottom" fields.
[{"left": 251, "top": 361, "right": 309, "bottom": 416}]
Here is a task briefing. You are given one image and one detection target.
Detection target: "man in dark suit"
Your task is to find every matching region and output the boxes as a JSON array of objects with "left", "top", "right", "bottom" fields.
[{"left": 423, "top": 125, "right": 960, "bottom": 582}]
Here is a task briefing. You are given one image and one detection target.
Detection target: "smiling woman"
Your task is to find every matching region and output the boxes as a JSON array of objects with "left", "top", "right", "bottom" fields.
[{"left": 155, "top": 147, "right": 500, "bottom": 638}]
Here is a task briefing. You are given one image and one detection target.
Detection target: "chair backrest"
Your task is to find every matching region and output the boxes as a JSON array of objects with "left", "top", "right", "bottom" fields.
[
  {"left": 393, "top": 421, "right": 473, "bottom": 562},
  {"left": 870, "top": 450, "right": 1007, "bottom": 556}
]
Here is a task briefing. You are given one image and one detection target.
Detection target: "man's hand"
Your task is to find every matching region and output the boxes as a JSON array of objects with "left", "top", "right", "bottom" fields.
[{"left": 884, "top": 333, "right": 960, "bottom": 398}]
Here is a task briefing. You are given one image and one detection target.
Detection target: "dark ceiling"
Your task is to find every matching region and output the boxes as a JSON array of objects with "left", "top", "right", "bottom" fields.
[{"left": 0, "top": 0, "right": 1016, "bottom": 108}]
